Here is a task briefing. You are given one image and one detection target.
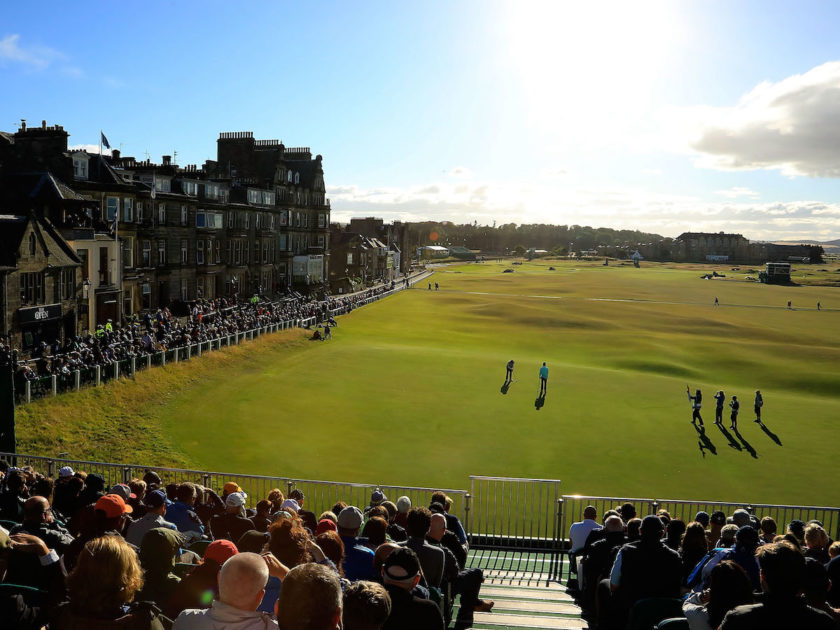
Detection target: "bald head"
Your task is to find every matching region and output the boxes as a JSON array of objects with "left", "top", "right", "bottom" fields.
[
  {"left": 428, "top": 513, "right": 446, "bottom": 542},
  {"left": 218, "top": 552, "right": 269, "bottom": 611},
  {"left": 23, "top": 496, "right": 50, "bottom": 523},
  {"left": 604, "top": 515, "right": 624, "bottom": 533}
]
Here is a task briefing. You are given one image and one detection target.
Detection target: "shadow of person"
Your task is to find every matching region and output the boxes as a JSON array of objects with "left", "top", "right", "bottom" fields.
[
  {"left": 535, "top": 393, "right": 545, "bottom": 410},
  {"left": 714, "top": 423, "right": 742, "bottom": 451},
  {"left": 501, "top": 382, "right": 510, "bottom": 395},
  {"left": 757, "top": 421, "right": 783, "bottom": 446},
  {"left": 694, "top": 423, "right": 717, "bottom": 456},
  {"left": 732, "top": 427, "right": 758, "bottom": 458}
]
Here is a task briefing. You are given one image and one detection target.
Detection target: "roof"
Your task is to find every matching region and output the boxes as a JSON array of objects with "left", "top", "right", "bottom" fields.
[
  {"left": 421, "top": 245, "right": 449, "bottom": 251},
  {"left": 285, "top": 157, "right": 321, "bottom": 189},
  {"left": 0, "top": 215, "right": 27, "bottom": 266}
]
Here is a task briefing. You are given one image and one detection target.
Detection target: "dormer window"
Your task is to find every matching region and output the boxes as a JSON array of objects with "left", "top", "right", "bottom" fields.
[
  {"left": 294, "top": 172, "right": 300, "bottom": 185},
  {"left": 73, "top": 155, "right": 89, "bottom": 180},
  {"left": 287, "top": 171, "right": 292, "bottom": 183},
  {"left": 29, "top": 233, "right": 36, "bottom": 256}
]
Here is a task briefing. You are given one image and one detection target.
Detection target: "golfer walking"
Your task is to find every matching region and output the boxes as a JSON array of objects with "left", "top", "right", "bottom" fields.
[
  {"left": 505, "top": 359, "right": 515, "bottom": 383},
  {"left": 539, "top": 362, "right": 549, "bottom": 396}
]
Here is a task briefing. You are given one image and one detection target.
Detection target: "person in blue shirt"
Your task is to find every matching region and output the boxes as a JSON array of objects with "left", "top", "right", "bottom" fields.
[
  {"left": 165, "top": 482, "right": 205, "bottom": 538},
  {"left": 539, "top": 362, "right": 549, "bottom": 396},
  {"left": 337, "top": 506, "right": 377, "bottom": 581}
]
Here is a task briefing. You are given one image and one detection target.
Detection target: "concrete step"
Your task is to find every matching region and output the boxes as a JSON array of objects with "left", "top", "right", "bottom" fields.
[
  {"left": 472, "top": 611, "right": 588, "bottom": 629},
  {"left": 480, "top": 585, "right": 575, "bottom": 603}
]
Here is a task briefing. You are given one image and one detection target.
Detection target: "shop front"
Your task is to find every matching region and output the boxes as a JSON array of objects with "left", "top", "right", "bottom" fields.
[{"left": 17, "top": 303, "right": 63, "bottom": 350}]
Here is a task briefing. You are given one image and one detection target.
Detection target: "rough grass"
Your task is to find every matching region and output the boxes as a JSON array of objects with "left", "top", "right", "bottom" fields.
[{"left": 18, "top": 259, "right": 840, "bottom": 507}]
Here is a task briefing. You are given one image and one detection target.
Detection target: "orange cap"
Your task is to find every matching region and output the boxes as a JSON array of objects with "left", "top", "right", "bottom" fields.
[
  {"left": 223, "top": 482, "right": 242, "bottom": 495},
  {"left": 95, "top": 493, "right": 133, "bottom": 518}
]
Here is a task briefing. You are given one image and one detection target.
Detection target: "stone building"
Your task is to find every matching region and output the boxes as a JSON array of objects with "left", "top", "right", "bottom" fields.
[
  {"left": 0, "top": 121, "right": 331, "bottom": 348},
  {"left": 0, "top": 213, "right": 81, "bottom": 350}
]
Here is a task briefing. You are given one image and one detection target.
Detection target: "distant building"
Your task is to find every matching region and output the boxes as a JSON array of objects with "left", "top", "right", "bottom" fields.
[
  {"left": 418, "top": 245, "right": 449, "bottom": 259},
  {"left": 448, "top": 245, "right": 476, "bottom": 260},
  {"left": 672, "top": 231, "right": 820, "bottom": 264}
]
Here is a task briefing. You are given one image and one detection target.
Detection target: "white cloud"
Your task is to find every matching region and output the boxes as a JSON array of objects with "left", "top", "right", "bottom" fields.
[
  {"left": 686, "top": 61, "right": 840, "bottom": 177},
  {"left": 715, "top": 187, "right": 759, "bottom": 199},
  {"left": 68, "top": 144, "right": 111, "bottom": 155},
  {"left": 448, "top": 166, "right": 472, "bottom": 178},
  {"left": 0, "top": 34, "right": 66, "bottom": 70},
  {"left": 327, "top": 180, "right": 840, "bottom": 241}
]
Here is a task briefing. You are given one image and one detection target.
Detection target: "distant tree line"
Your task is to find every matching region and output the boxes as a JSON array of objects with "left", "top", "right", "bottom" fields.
[{"left": 405, "top": 221, "right": 665, "bottom": 255}]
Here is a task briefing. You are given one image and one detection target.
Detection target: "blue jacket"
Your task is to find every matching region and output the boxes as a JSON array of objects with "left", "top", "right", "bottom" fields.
[
  {"left": 165, "top": 501, "right": 205, "bottom": 536},
  {"left": 340, "top": 535, "right": 377, "bottom": 581}
]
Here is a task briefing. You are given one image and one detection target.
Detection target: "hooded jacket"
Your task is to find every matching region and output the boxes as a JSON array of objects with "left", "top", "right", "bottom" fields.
[{"left": 137, "top": 527, "right": 183, "bottom": 608}]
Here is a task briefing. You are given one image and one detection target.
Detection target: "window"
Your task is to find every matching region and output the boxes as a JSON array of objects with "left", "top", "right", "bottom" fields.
[
  {"left": 181, "top": 239, "right": 188, "bottom": 264},
  {"left": 76, "top": 249, "right": 89, "bottom": 281},
  {"left": 181, "top": 205, "right": 188, "bottom": 225},
  {"left": 244, "top": 213, "right": 250, "bottom": 229},
  {"left": 106, "top": 197, "right": 119, "bottom": 221},
  {"left": 28, "top": 233, "right": 36, "bottom": 256},
  {"left": 304, "top": 213, "right": 308, "bottom": 228},
  {"left": 248, "top": 189, "right": 260, "bottom": 204},
  {"left": 254, "top": 240, "right": 260, "bottom": 263},
  {"left": 197, "top": 240, "right": 204, "bottom": 264},
  {"left": 279, "top": 210, "right": 288, "bottom": 226},
  {"left": 136, "top": 202, "right": 143, "bottom": 223},
  {"left": 270, "top": 215, "right": 275, "bottom": 230},
  {"left": 197, "top": 277, "right": 204, "bottom": 298},
  {"left": 122, "top": 237, "right": 133, "bottom": 268},
  {"left": 255, "top": 213, "right": 261, "bottom": 229},
  {"left": 142, "top": 283, "right": 151, "bottom": 309},
  {"left": 73, "top": 157, "right": 88, "bottom": 179},
  {"left": 215, "top": 240, "right": 221, "bottom": 264},
  {"left": 181, "top": 279, "right": 188, "bottom": 301},
  {"left": 59, "top": 268, "right": 75, "bottom": 301},
  {"left": 158, "top": 240, "right": 167, "bottom": 265},
  {"left": 122, "top": 198, "right": 133, "bottom": 222},
  {"left": 264, "top": 191, "right": 275, "bottom": 205},
  {"left": 205, "top": 183, "right": 219, "bottom": 200},
  {"left": 262, "top": 242, "right": 269, "bottom": 263},
  {"left": 228, "top": 211, "right": 234, "bottom": 228},
  {"left": 287, "top": 171, "right": 292, "bottom": 183},
  {"left": 294, "top": 172, "right": 299, "bottom": 184},
  {"left": 196, "top": 212, "right": 224, "bottom": 229},
  {"left": 318, "top": 213, "right": 326, "bottom": 228},
  {"left": 19, "top": 272, "right": 44, "bottom": 305},
  {"left": 142, "top": 240, "right": 151, "bottom": 266},
  {"left": 182, "top": 181, "right": 197, "bottom": 196},
  {"left": 234, "top": 240, "right": 242, "bottom": 265},
  {"left": 318, "top": 235, "right": 325, "bottom": 248},
  {"left": 296, "top": 212, "right": 301, "bottom": 227},
  {"left": 158, "top": 203, "right": 166, "bottom": 225}
]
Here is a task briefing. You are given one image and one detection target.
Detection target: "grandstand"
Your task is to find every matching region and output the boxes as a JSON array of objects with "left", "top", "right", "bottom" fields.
[{"left": 2, "top": 451, "right": 837, "bottom": 629}]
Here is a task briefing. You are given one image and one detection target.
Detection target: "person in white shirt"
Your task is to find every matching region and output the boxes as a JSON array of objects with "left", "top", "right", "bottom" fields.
[{"left": 569, "top": 506, "right": 602, "bottom": 580}]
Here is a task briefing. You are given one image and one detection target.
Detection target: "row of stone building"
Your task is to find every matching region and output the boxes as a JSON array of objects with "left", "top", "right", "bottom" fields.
[
  {"left": 0, "top": 120, "right": 406, "bottom": 352},
  {"left": 625, "top": 232, "right": 820, "bottom": 264}
]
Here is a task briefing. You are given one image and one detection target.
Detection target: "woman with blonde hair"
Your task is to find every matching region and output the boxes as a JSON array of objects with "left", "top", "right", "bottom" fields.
[{"left": 57, "top": 535, "right": 167, "bottom": 629}]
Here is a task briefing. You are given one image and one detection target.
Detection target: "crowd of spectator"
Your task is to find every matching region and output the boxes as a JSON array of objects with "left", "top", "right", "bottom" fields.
[
  {"left": 568, "top": 502, "right": 840, "bottom": 628},
  {"left": 5, "top": 281, "right": 399, "bottom": 397},
  {"left": 0, "top": 461, "right": 492, "bottom": 630}
]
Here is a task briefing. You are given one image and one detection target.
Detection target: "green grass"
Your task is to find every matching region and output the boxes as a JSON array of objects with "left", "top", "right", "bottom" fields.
[{"left": 19, "top": 259, "right": 840, "bottom": 508}]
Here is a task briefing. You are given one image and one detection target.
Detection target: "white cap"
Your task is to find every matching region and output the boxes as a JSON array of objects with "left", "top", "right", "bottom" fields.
[
  {"left": 225, "top": 491, "right": 248, "bottom": 509},
  {"left": 58, "top": 466, "right": 74, "bottom": 478},
  {"left": 280, "top": 498, "right": 300, "bottom": 513}
]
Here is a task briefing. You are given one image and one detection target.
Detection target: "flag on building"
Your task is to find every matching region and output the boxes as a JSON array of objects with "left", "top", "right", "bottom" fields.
[
  {"left": 110, "top": 211, "right": 118, "bottom": 238},
  {"left": 101, "top": 131, "right": 111, "bottom": 150}
]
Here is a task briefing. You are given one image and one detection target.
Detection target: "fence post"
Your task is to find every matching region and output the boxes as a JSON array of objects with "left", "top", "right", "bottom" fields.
[
  {"left": 202, "top": 474, "right": 211, "bottom": 489},
  {"left": 197, "top": 343, "right": 202, "bottom": 357},
  {"left": 555, "top": 497, "right": 565, "bottom": 581},
  {"left": 115, "top": 362, "right": 120, "bottom": 380},
  {"left": 131, "top": 356, "right": 136, "bottom": 376},
  {"left": 123, "top": 467, "right": 132, "bottom": 484},
  {"left": 287, "top": 480, "right": 296, "bottom": 496},
  {"left": 74, "top": 370, "right": 80, "bottom": 391},
  {"left": 51, "top": 375, "right": 57, "bottom": 396},
  {"left": 161, "top": 351, "right": 166, "bottom": 367},
  {"left": 95, "top": 365, "right": 101, "bottom": 387},
  {"left": 25, "top": 380, "right": 31, "bottom": 403},
  {"left": 47, "top": 460, "right": 55, "bottom": 478},
  {"left": 186, "top": 345, "right": 191, "bottom": 360},
  {"left": 146, "top": 355, "right": 151, "bottom": 370},
  {"left": 174, "top": 347, "right": 179, "bottom": 363},
  {"left": 464, "top": 492, "right": 472, "bottom": 545}
]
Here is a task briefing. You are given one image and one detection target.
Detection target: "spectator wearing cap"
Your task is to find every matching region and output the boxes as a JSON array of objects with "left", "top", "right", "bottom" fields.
[
  {"left": 701, "top": 526, "right": 761, "bottom": 590},
  {"left": 343, "top": 580, "right": 392, "bottom": 630},
  {"left": 71, "top": 472, "right": 106, "bottom": 516},
  {"left": 167, "top": 483, "right": 206, "bottom": 537},
  {"left": 52, "top": 469, "right": 81, "bottom": 520},
  {"left": 210, "top": 492, "right": 256, "bottom": 543},
  {"left": 222, "top": 482, "right": 242, "bottom": 502},
  {"left": 367, "top": 489, "right": 387, "bottom": 513},
  {"left": 605, "top": 515, "right": 682, "bottom": 628},
  {"left": 166, "top": 539, "right": 239, "bottom": 619},
  {"left": 289, "top": 489, "right": 318, "bottom": 532},
  {"left": 174, "top": 552, "right": 280, "bottom": 630},
  {"left": 276, "top": 563, "right": 343, "bottom": 630},
  {"left": 63, "top": 493, "right": 134, "bottom": 571},
  {"left": 708, "top": 510, "right": 727, "bottom": 548},
  {"left": 695, "top": 511, "right": 710, "bottom": 529},
  {"left": 338, "top": 506, "right": 377, "bottom": 581},
  {"left": 394, "top": 496, "right": 411, "bottom": 528},
  {"left": 143, "top": 469, "right": 162, "bottom": 491},
  {"left": 431, "top": 491, "right": 467, "bottom": 546},
  {"left": 137, "top": 526, "right": 185, "bottom": 608},
  {"left": 731, "top": 509, "right": 752, "bottom": 528},
  {"left": 401, "top": 506, "right": 445, "bottom": 589},
  {"left": 720, "top": 541, "right": 836, "bottom": 629},
  {"left": 717, "top": 524, "right": 739, "bottom": 549},
  {"left": 381, "top": 547, "right": 445, "bottom": 630},
  {"left": 316, "top": 518, "right": 338, "bottom": 536},
  {"left": 127, "top": 489, "right": 177, "bottom": 547}
]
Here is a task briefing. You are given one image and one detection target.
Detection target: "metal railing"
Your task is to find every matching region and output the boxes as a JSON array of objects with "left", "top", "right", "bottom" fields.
[
  {"left": 469, "top": 475, "right": 563, "bottom": 583},
  {"left": 559, "top": 494, "right": 840, "bottom": 574}
]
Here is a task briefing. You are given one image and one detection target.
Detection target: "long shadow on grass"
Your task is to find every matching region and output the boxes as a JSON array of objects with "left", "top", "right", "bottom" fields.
[
  {"left": 757, "top": 421, "right": 783, "bottom": 446},
  {"left": 733, "top": 427, "right": 758, "bottom": 459},
  {"left": 694, "top": 423, "right": 717, "bottom": 457},
  {"left": 714, "top": 423, "right": 743, "bottom": 452},
  {"left": 535, "top": 393, "right": 546, "bottom": 410}
]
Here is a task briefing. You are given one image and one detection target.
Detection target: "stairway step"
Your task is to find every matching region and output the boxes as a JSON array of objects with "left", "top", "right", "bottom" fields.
[
  {"left": 473, "top": 611, "right": 588, "bottom": 629},
  {"left": 490, "top": 599, "right": 583, "bottom": 615},
  {"left": 480, "top": 586, "right": 575, "bottom": 602}
]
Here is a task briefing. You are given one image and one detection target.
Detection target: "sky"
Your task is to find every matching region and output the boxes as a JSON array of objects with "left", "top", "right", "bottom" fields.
[{"left": 3, "top": 0, "right": 840, "bottom": 241}]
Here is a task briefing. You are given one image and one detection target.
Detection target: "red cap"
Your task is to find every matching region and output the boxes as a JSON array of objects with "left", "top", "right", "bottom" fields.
[
  {"left": 315, "top": 519, "right": 337, "bottom": 536},
  {"left": 204, "top": 539, "right": 238, "bottom": 565},
  {"left": 95, "top": 494, "right": 133, "bottom": 518}
]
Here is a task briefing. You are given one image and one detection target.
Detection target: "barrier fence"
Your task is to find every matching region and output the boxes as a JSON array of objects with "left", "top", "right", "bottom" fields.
[
  {"left": 559, "top": 494, "right": 840, "bottom": 574},
  {"left": 14, "top": 271, "right": 434, "bottom": 406}
]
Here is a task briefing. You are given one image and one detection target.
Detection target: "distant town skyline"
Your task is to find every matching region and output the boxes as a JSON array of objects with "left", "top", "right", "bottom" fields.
[{"left": 3, "top": 0, "right": 840, "bottom": 241}]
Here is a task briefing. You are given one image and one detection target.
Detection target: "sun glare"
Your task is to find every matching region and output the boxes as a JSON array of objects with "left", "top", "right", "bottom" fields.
[{"left": 501, "top": 1, "right": 681, "bottom": 148}]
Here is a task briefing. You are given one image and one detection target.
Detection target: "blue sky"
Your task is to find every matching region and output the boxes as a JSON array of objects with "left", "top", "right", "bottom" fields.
[{"left": 3, "top": 0, "right": 840, "bottom": 240}]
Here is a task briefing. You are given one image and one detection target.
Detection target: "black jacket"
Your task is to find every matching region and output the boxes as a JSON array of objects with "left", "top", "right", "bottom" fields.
[
  {"left": 382, "top": 584, "right": 445, "bottom": 630},
  {"left": 720, "top": 595, "right": 837, "bottom": 630}
]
